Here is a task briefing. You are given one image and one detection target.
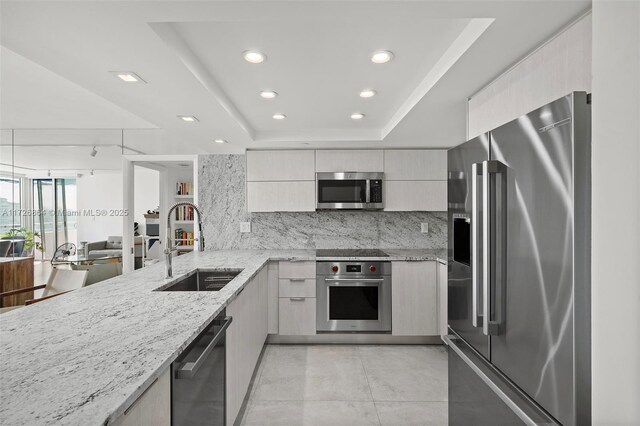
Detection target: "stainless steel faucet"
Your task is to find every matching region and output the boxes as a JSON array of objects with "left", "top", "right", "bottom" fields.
[{"left": 165, "top": 201, "right": 205, "bottom": 278}]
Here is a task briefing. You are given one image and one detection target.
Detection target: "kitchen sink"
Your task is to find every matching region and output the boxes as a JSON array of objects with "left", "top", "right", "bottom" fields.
[{"left": 159, "top": 269, "right": 243, "bottom": 292}]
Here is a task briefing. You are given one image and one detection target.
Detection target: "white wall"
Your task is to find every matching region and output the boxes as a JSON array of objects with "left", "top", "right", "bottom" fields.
[
  {"left": 76, "top": 172, "right": 123, "bottom": 243},
  {"left": 468, "top": 12, "right": 592, "bottom": 138},
  {"left": 133, "top": 166, "right": 159, "bottom": 236},
  {"left": 591, "top": 1, "right": 640, "bottom": 424},
  {"left": 76, "top": 167, "right": 159, "bottom": 243}
]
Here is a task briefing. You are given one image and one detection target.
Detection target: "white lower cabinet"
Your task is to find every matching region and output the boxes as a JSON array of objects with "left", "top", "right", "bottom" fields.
[
  {"left": 437, "top": 261, "right": 448, "bottom": 340},
  {"left": 113, "top": 368, "right": 171, "bottom": 426},
  {"left": 226, "top": 266, "right": 268, "bottom": 426},
  {"left": 277, "top": 261, "right": 316, "bottom": 336},
  {"left": 267, "top": 262, "right": 279, "bottom": 334},
  {"left": 279, "top": 297, "right": 317, "bottom": 335},
  {"left": 391, "top": 261, "right": 439, "bottom": 336}
]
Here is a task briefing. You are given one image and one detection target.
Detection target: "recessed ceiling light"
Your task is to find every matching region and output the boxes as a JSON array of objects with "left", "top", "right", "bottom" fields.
[
  {"left": 109, "top": 71, "right": 146, "bottom": 83},
  {"left": 273, "top": 113, "right": 286, "bottom": 120},
  {"left": 243, "top": 50, "right": 266, "bottom": 64},
  {"left": 260, "top": 90, "right": 278, "bottom": 99},
  {"left": 214, "top": 139, "right": 227, "bottom": 144},
  {"left": 359, "top": 89, "right": 377, "bottom": 98},
  {"left": 351, "top": 113, "right": 365, "bottom": 120},
  {"left": 177, "top": 115, "right": 198, "bottom": 122},
  {"left": 370, "top": 51, "right": 394, "bottom": 64}
]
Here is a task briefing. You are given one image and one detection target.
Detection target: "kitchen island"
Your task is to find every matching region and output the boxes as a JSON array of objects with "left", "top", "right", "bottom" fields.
[{"left": 0, "top": 249, "right": 445, "bottom": 426}]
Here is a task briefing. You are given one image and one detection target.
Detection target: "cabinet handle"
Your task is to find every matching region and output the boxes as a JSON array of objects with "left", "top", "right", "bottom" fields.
[
  {"left": 288, "top": 278, "right": 306, "bottom": 282},
  {"left": 289, "top": 297, "right": 306, "bottom": 301}
]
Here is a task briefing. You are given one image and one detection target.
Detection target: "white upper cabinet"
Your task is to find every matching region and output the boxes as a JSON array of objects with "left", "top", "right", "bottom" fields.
[
  {"left": 384, "top": 181, "right": 447, "bottom": 211},
  {"left": 245, "top": 149, "right": 448, "bottom": 212},
  {"left": 247, "top": 181, "right": 316, "bottom": 212},
  {"left": 246, "top": 150, "right": 315, "bottom": 181},
  {"left": 382, "top": 150, "right": 447, "bottom": 211},
  {"left": 384, "top": 150, "right": 447, "bottom": 180},
  {"left": 316, "top": 150, "right": 384, "bottom": 172}
]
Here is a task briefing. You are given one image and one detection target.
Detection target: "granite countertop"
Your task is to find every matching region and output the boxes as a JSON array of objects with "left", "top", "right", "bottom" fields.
[{"left": 0, "top": 249, "right": 446, "bottom": 426}]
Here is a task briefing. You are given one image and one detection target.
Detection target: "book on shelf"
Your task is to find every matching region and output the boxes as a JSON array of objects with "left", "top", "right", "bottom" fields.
[
  {"left": 174, "top": 229, "right": 194, "bottom": 246},
  {"left": 174, "top": 205, "right": 194, "bottom": 221},
  {"left": 176, "top": 182, "right": 193, "bottom": 196}
]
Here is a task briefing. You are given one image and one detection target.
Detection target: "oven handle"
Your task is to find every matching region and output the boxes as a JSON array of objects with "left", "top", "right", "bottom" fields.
[
  {"left": 324, "top": 278, "right": 385, "bottom": 282},
  {"left": 175, "top": 316, "right": 232, "bottom": 380}
]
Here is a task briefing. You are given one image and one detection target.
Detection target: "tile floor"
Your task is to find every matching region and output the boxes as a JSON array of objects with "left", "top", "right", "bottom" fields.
[{"left": 239, "top": 344, "right": 448, "bottom": 426}]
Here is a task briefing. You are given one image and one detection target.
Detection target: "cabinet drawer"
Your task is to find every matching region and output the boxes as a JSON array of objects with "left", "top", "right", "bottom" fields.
[
  {"left": 278, "top": 261, "right": 316, "bottom": 278},
  {"left": 278, "top": 297, "right": 316, "bottom": 335},
  {"left": 279, "top": 278, "right": 316, "bottom": 297}
]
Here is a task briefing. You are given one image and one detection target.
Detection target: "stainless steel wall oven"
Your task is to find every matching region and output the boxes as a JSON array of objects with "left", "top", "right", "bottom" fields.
[{"left": 316, "top": 261, "right": 391, "bottom": 332}]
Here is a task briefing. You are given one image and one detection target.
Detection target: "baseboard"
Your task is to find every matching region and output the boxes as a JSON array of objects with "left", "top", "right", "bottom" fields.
[{"left": 266, "top": 334, "right": 444, "bottom": 345}]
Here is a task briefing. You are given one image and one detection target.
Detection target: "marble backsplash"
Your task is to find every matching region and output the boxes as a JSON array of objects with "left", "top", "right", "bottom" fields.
[{"left": 198, "top": 154, "right": 447, "bottom": 250}]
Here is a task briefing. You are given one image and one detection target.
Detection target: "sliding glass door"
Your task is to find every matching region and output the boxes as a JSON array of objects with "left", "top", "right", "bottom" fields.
[{"left": 33, "top": 178, "right": 77, "bottom": 259}]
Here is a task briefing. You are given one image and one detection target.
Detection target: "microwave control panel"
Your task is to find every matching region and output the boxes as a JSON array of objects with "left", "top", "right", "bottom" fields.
[{"left": 370, "top": 180, "right": 383, "bottom": 203}]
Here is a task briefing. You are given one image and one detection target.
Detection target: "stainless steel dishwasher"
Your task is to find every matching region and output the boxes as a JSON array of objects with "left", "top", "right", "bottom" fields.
[{"left": 171, "top": 312, "right": 232, "bottom": 426}]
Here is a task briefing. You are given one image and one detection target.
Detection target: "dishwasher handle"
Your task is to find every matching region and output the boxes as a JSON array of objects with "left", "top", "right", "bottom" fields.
[
  {"left": 175, "top": 316, "right": 232, "bottom": 380},
  {"left": 324, "top": 278, "right": 384, "bottom": 282}
]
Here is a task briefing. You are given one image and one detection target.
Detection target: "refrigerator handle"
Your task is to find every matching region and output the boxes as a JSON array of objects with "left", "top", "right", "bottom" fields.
[
  {"left": 471, "top": 162, "right": 484, "bottom": 328},
  {"left": 482, "top": 161, "right": 491, "bottom": 336},
  {"left": 483, "top": 160, "right": 506, "bottom": 336}
]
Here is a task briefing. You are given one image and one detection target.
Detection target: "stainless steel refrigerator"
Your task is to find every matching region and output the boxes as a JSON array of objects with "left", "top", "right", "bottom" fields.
[{"left": 446, "top": 92, "right": 591, "bottom": 426}]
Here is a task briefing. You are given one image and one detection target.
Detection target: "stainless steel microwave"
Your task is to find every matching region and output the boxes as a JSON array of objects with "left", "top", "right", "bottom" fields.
[{"left": 316, "top": 172, "right": 384, "bottom": 210}]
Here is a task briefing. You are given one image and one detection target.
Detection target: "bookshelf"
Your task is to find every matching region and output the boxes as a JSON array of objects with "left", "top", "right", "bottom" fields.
[{"left": 173, "top": 180, "right": 195, "bottom": 254}]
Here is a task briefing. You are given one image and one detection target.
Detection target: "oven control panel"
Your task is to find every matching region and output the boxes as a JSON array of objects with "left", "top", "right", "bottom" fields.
[{"left": 317, "top": 261, "right": 391, "bottom": 276}]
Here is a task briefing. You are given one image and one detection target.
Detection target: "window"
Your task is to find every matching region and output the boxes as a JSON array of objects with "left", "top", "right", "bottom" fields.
[{"left": 0, "top": 177, "right": 21, "bottom": 234}]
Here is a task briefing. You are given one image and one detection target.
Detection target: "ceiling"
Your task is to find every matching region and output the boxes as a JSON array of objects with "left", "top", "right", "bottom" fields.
[{"left": 0, "top": 0, "right": 591, "bottom": 172}]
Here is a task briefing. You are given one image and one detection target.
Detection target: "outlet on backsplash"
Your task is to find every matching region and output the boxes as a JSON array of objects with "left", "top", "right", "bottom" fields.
[
  {"left": 421, "top": 223, "right": 429, "bottom": 234},
  {"left": 240, "top": 222, "right": 251, "bottom": 233}
]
